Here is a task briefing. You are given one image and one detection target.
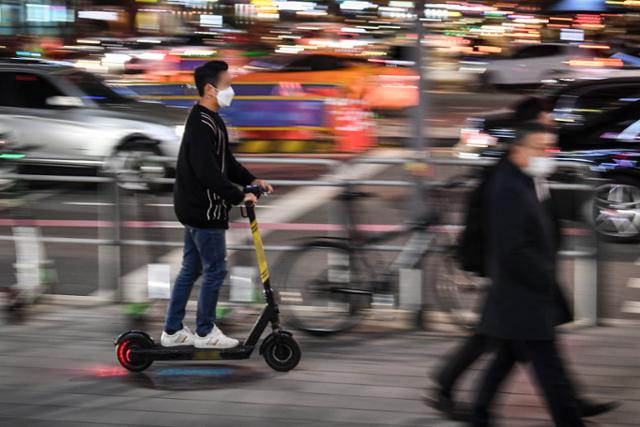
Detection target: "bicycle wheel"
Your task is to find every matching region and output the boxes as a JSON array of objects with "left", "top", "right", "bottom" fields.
[
  {"left": 277, "top": 242, "right": 370, "bottom": 335},
  {"left": 430, "top": 244, "right": 490, "bottom": 330}
]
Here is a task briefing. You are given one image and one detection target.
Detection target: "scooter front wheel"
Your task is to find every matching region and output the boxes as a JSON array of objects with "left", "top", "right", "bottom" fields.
[
  {"left": 262, "top": 334, "right": 301, "bottom": 372},
  {"left": 116, "top": 333, "right": 153, "bottom": 372}
]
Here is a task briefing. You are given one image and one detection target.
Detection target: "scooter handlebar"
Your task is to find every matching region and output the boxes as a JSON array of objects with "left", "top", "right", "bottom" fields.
[
  {"left": 243, "top": 184, "right": 267, "bottom": 198},
  {"left": 241, "top": 185, "right": 267, "bottom": 216}
]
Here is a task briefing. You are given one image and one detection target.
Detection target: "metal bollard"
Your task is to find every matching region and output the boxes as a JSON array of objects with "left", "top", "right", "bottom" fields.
[
  {"left": 230, "top": 266, "right": 258, "bottom": 303},
  {"left": 572, "top": 248, "right": 598, "bottom": 327},
  {"left": 399, "top": 268, "right": 424, "bottom": 329},
  {"left": 97, "top": 171, "right": 122, "bottom": 302}
]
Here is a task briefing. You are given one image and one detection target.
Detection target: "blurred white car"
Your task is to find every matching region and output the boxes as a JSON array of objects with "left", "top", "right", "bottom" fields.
[
  {"left": 479, "top": 43, "right": 618, "bottom": 87},
  {"left": 544, "top": 52, "right": 640, "bottom": 84},
  {"left": 0, "top": 59, "right": 187, "bottom": 190}
]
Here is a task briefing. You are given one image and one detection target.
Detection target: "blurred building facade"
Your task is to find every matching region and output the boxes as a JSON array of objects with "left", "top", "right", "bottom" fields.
[{"left": 2, "top": 1, "right": 640, "bottom": 58}]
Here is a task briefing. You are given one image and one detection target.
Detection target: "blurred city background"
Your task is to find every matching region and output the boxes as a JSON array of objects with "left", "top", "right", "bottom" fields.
[{"left": 1, "top": 0, "right": 640, "bottom": 426}]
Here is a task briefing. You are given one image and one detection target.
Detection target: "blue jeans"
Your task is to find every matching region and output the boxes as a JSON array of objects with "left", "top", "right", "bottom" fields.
[{"left": 164, "top": 226, "right": 227, "bottom": 337}]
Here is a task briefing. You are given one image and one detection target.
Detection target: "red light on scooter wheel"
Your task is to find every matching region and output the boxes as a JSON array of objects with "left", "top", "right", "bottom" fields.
[{"left": 117, "top": 340, "right": 131, "bottom": 364}]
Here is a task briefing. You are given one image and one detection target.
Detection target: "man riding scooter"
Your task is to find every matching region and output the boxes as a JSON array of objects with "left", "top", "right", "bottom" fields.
[{"left": 162, "top": 60, "right": 273, "bottom": 349}]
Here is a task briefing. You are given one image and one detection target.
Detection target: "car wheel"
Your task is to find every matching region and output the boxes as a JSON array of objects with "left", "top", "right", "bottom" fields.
[
  {"left": 0, "top": 161, "right": 18, "bottom": 194},
  {"left": 591, "top": 176, "right": 640, "bottom": 243},
  {"left": 108, "top": 142, "right": 168, "bottom": 193},
  {"left": 476, "top": 72, "right": 496, "bottom": 92}
]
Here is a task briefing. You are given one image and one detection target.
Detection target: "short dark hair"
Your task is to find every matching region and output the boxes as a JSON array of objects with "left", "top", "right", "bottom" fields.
[
  {"left": 512, "top": 96, "right": 552, "bottom": 122},
  {"left": 194, "top": 60, "right": 229, "bottom": 97},
  {"left": 513, "top": 121, "right": 554, "bottom": 145}
]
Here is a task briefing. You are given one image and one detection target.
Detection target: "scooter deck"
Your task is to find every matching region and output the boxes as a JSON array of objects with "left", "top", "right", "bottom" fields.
[{"left": 132, "top": 345, "right": 255, "bottom": 361}]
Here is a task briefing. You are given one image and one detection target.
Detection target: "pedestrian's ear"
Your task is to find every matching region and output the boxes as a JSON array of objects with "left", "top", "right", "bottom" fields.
[{"left": 204, "top": 83, "right": 217, "bottom": 98}]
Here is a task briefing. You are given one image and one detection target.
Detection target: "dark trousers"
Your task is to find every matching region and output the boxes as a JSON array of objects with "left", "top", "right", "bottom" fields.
[
  {"left": 473, "top": 339, "right": 584, "bottom": 427},
  {"left": 435, "top": 332, "right": 490, "bottom": 395}
]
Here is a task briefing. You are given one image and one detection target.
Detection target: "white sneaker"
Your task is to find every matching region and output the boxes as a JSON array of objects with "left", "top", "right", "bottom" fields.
[
  {"left": 160, "top": 326, "right": 195, "bottom": 347},
  {"left": 194, "top": 326, "right": 240, "bottom": 349}
]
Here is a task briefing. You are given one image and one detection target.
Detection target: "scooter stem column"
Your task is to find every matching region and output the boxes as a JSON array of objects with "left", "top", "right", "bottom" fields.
[{"left": 245, "top": 203, "right": 271, "bottom": 290}]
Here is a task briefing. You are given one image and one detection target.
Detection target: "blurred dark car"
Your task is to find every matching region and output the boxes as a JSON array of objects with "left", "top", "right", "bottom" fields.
[{"left": 455, "top": 77, "right": 640, "bottom": 242}]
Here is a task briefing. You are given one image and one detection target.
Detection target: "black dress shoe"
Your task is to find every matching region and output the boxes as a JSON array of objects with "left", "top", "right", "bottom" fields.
[
  {"left": 423, "top": 389, "right": 454, "bottom": 418},
  {"left": 578, "top": 399, "right": 620, "bottom": 418},
  {"left": 450, "top": 403, "right": 474, "bottom": 422},
  {"left": 423, "top": 390, "right": 474, "bottom": 422}
]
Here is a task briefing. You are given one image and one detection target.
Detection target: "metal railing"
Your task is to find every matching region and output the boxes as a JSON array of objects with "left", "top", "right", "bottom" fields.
[{"left": 0, "top": 152, "right": 602, "bottom": 325}]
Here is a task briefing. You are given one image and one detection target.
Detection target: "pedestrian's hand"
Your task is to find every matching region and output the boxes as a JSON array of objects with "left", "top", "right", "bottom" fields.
[
  {"left": 244, "top": 193, "right": 258, "bottom": 205},
  {"left": 253, "top": 179, "right": 274, "bottom": 194}
]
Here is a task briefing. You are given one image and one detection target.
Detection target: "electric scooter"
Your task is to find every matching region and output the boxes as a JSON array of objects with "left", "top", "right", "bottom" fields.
[{"left": 115, "top": 185, "right": 301, "bottom": 372}]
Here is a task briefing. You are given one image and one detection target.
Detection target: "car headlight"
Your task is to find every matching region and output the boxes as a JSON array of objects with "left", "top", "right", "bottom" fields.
[{"left": 175, "top": 125, "right": 185, "bottom": 139}]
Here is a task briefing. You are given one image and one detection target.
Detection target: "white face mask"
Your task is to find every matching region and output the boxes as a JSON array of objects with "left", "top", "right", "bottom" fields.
[
  {"left": 524, "top": 156, "right": 557, "bottom": 178},
  {"left": 216, "top": 86, "right": 234, "bottom": 108}
]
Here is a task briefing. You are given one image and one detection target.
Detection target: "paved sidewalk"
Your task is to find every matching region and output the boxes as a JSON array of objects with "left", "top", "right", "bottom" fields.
[{"left": 0, "top": 304, "right": 638, "bottom": 427}]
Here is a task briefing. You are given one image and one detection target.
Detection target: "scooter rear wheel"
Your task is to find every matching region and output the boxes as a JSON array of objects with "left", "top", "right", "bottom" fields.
[
  {"left": 262, "top": 334, "right": 301, "bottom": 372},
  {"left": 116, "top": 335, "right": 153, "bottom": 372}
]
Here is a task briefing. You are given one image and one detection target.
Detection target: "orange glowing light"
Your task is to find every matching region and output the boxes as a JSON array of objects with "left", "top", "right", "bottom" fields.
[{"left": 569, "top": 58, "right": 623, "bottom": 68}]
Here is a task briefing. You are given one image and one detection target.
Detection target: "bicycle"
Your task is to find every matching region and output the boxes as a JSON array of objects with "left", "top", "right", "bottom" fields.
[{"left": 276, "top": 175, "right": 489, "bottom": 335}]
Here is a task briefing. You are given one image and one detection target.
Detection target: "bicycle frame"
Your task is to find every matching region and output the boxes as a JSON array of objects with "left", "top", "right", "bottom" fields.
[
  {"left": 333, "top": 188, "right": 439, "bottom": 293},
  {"left": 281, "top": 178, "right": 474, "bottom": 334}
]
